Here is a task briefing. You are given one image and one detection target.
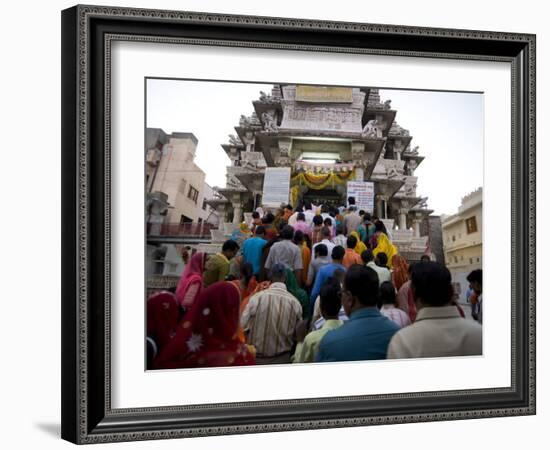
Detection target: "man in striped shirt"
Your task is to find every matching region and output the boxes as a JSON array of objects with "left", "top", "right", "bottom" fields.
[{"left": 240, "top": 263, "right": 303, "bottom": 364}]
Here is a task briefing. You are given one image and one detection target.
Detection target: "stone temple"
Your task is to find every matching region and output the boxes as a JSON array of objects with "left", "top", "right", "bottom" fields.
[{"left": 205, "top": 85, "right": 434, "bottom": 261}]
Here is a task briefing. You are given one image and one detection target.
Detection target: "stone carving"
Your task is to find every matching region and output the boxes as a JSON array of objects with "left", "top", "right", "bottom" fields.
[
  {"left": 404, "top": 182, "right": 417, "bottom": 196},
  {"left": 418, "top": 197, "right": 429, "bottom": 208},
  {"left": 259, "top": 90, "right": 279, "bottom": 103},
  {"left": 386, "top": 166, "right": 403, "bottom": 180},
  {"left": 389, "top": 122, "right": 410, "bottom": 137},
  {"left": 239, "top": 113, "right": 261, "bottom": 127},
  {"left": 261, "top": 112, "right": 278, "bottom": 132},
  {"left": 411, "top": 145, "right": 419, "bottom": 155},
  {"left": 226, "top": 173, "right": 243, "bottom": 189},
  {"left": 361, "top": 119, "right": 380, "bottom": 138},
  {"left": 383, "top": 99, "right": 392, "bottom": 110},
  {"left": 406, "top": 159, "right": 418, "bottom": 175},
  {"left": 228, "top": 134, "right": 242, "bottom": 146}
]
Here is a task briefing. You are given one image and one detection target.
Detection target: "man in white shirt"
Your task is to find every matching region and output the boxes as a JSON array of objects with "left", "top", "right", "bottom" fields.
[
  {"left": 387, "top": 262, "right": 482, "bottom": 359},
  {"left": 312, "top": 226, "right": 335, "bottom": 257},
  {"left": 361, "top": 249, "right": 391, "bottom": 285}
]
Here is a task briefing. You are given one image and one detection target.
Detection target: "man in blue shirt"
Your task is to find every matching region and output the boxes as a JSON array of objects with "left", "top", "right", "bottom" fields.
[
  {"left": 241, "top": 225, "right": 267, "bottom": 277},
  {"left": 310, "top": 245, "right": 347, "bottom": 309},
  {"left": 316, "top": 264, "right": 399, "bottom": 362}
]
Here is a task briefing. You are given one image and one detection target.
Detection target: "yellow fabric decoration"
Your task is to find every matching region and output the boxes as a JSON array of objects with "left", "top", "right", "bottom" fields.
[{"left": 291, "top": 170, "right": 355, "bottom": 191}]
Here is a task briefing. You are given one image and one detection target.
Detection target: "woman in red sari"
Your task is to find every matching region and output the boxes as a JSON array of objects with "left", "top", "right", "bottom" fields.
[
  {"left": 153, "top": 282, "right": 256, "bottom": 369},
  {"left": 175, "top": 252, "right": 206, "bottom": 310},
  {"left": 146, "top": 291, "right": 180, "bottom": 351}
]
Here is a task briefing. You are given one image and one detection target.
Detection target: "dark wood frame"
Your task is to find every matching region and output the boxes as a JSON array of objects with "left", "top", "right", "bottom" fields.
[{"left": 61, "top": 4, "right": 536, "bottom": 444}]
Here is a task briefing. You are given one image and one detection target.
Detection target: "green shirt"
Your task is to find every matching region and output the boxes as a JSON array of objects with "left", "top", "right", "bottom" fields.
[
  {"left": 202, "top": 253, "right": 230, "bottom": 287},
  {"left": 292, "top": 320, "right": 343, "bottom": 363}
]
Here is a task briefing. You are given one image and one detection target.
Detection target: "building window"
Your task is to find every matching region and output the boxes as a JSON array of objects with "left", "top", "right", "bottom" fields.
[
  {"left": 469, "top": 258, "right": 473, "bottom": 264},
  {"left": 477, "top": 257, "right": 480, "bottom": 262},
  {"left": 466, "top": 216, "right": 478, "bottom": 234},
  {"left": 202, "top": 200, "right": 207, "bottom": 211},
  {"left": 187, "top": 185, "right": 199, "bottom": 204},
  {"left": 179, "top": 179, "right": 187, "bottom": 194},
  {"left": 452, "top": 235, "right": 456, "bottom": 242},
  {"left": 454, "top": 256, "right": 458, "bottom": 263}
]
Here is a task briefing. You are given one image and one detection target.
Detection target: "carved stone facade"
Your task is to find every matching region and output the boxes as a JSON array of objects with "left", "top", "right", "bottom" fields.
[{"left": 205, "top": 85, "right": 434, "bottom": 258}]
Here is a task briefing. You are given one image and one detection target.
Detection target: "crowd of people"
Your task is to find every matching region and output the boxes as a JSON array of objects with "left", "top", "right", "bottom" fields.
[{"left": 147, "top": 197, "right": 483, "bottom": 369}]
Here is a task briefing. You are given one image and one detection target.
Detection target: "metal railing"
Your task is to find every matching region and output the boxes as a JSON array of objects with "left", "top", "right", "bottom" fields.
[{"left": 148, "top": 222, "right": 216, "bottom": 238}]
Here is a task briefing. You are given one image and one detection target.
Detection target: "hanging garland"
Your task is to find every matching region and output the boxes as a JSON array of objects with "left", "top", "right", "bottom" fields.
[{"left": 291, "top": 170, "right": 355, "bottom": 191}]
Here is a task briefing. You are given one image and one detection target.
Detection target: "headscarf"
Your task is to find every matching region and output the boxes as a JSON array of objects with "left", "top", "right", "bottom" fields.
[
  {"left": 391, "top": 254, "right": 409, "bottom": 290},
  {"left": 373, "top": 233, "right": 398, "bottom": 268},
  {"left": 175, "top": 252, "right": 206, "bottom": 308},
  {"left": 154, "top": 282, "right": 256, "bottom": 369},
  {"left": 350, "top": 231, "right": 367, "bottom": 255},
  {"left": 146, "top": 291, "right": 179, "bottom": 351},
  {"left": 285, "top": 268, "right": 308, "bottom": 318}
]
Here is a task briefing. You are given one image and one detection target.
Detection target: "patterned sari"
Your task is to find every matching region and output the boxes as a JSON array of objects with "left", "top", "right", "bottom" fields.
[
  {"left": 146, "top": 291, "right": 180, "bottom": 351},
  {"left": 153, "top": 282, "right": 256, "bottom": 369}
]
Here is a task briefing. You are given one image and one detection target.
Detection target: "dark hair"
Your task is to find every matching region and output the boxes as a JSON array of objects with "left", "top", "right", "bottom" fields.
[
  {"left": 466, "top": 269, "right": 482, "bottom": 285},
  {"left": 277, "top": 220, "right": 288, "bottom": 232},
  {"left": 304, "top": 200, "right": 312, "bottom": 210},
  {"left": 321, "top": 226, "right": 331, "bottom": 239},
  {"left": 411, "top": 261, "right": 453, "bottom": 307},
  {"left": 344, "top": 265, "right": 379, "bottom": 307},
  {"left": 225, "top": 274, "right": 237, "bottom": 281},
  {"left": 303, "top": 233, "right": 312, "bottom": 249},
  {"left": 262, "top": 212, "right": 275, "bottom": 224},
  {"left": 348, "top": 196, "right": 356, "bottom": 205},
  {"left": 363, "top": 212, "right": 372, "bottom": 222},
  {"left": 280, "top": 224, "right": 294, "bottom": 240},
  {"left": 420, "top": 254, "right": 431, "bottom": 262},
  {"left": 331, "top": 245, "right": 345, "bottom": 261},
  {"left": 313, "top": 215, "right": 323, "bottom": 226},
  {"left": 380, "top": 281, "right": 397, "bottom": 306},
  {"left": 347, "top": 235, "right": 357, "bottom": 249},
  {"left": 297, "top": 212, "right": 306, "bottom": 221},
  {"left": 319, "top": 278, "right": 342, "bottom": 317},
  {"left": 269, "top": 263, "right": 287, "bottom": 282},
  {"left": 361, "top": 249, "right": 374, "bottom": 264},
  {"left": 285, "top": 204, "right": 293, "bottom": 210},
  {"left": 314, "top": 243, "right": 328, "bottom": 257},
  {"left": 293, "top": 229, "right": 304, "bottom": 245},
  {"left": 374, "top": 220, "right": 387, "bottom": 234},
  {"left": 255, "top": 225, "right": 266, "bottom": 236},
  {"left": 321, "top": 204, "right": 329, "bottom": 214},
  {"left": 222, "top": 239, "right": 240, "bottom": 253},
  {"left": 240, "top": 262, "right": 254, "bottom": 284},
  {"left": 359, "top": 209, "right": 365, "bottom": 216},
  {"left": 252, "top": 211, "right": 260, "bottom": 219},
  {"left": 323, "top": 217, "right": 333, "bottom": 227},
  {"left": 336, "top": 224, "right": 344, "bottom": 235},
  {"left": 376, "top": 252, "right": 388, "bottom": 268}
]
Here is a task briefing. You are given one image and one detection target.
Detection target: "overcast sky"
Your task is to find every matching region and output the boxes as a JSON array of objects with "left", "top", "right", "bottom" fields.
[{"left": 146, "top": 79, "right": 483, "bottom": 216}]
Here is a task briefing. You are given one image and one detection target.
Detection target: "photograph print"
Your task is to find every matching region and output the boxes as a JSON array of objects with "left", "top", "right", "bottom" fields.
[{"left": 145, "top": 79, "right": 484, "bottom": 370}]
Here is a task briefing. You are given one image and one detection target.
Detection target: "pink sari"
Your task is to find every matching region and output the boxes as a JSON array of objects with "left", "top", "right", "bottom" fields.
[{"left": 175, "top": 252, "right": 206, "bottom": 309}]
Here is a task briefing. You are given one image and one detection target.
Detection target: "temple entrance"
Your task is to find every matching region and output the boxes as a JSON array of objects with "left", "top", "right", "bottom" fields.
[{"left": 301, "top": 188, "right": 344, "bottom": 208}]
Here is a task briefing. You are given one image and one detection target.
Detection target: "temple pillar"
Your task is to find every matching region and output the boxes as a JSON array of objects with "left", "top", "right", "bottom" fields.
[
  {"left": 412, "top": 218, "right": 422, "bottom": 237},
  {"left": 398, "top": 209, "right": 408, "bottom": 230},
  {"left": 354, "top": 166, "right": 364, "bottom": 181},
  {"left": 232, "top": 203, "right": 243, "bottom": 225},
  {"left": 376, "top": 195, "right": 388, "bottom": 219}
]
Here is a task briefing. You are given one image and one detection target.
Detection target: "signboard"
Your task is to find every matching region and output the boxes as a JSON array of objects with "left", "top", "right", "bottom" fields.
[
  {"left": 296, "top": 85, "right": 353, "bottom": 103},
  {"left": 347, "top": 181, "right": 375, "bottom": 213},
  {"left": 262, "top": 167, "right": 291, "bottom": 207}
]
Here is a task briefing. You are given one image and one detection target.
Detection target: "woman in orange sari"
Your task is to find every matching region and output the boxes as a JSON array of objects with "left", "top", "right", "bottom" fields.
[
  {"left": 391, "top": 254, "right": 409, "bottom": 291},
  {"left": 293, "top": 230, "right": 311, "bottom": 286}
]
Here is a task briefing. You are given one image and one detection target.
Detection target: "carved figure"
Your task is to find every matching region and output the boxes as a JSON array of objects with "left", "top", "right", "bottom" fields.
[
  {"left": 261, "top": 112, "right": 278, "bottom": 132},
  {"left": 383, "top": 99, "right": 392, "bottom": 109},
  {"left": 228, "top": 134, "right": 242, "bottom": 146},
  {"left": 362, "top": 119, "right": 379, "bottom": 138}
]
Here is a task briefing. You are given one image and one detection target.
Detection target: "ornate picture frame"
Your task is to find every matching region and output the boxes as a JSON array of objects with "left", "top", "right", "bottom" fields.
[{"left": 61, "top": 5, "right": 536, "bottom": 444}]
